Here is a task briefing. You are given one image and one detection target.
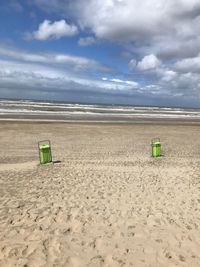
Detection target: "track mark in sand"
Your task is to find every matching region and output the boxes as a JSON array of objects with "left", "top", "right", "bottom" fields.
[
  {"left": 63, "top": 256, "right": 82, "bottom": 267},
  {"left": 88, "top": 255, "right": 104, "bottom": 266},
  {"left": 93, "top": 238, "right": 103, "bottom": 250},
  {"left": 44, "top": 237, "right": 61, "bottom": 264},
  {"left": 101, "top": 255, "right": 121, "bottom": 267}
]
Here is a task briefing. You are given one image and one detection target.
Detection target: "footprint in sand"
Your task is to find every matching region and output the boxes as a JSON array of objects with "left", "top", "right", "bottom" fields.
[
  {"left": 0, "top": 249, "right": 4, "bottom": 260},
  {"left": 94, "top": 238, "right": 103, "bottom": 250},
  {"left": 63, "top": 256, "right": 82, "bottom": 267},
  {"left": 26, "top": 250, "right": 46, "bottom": 267},
  {"left": 0, "top": 259, "right": 16, "bottom": 267},
  {"left": 89, "top": 237, "right": 103, "bottom": 251},
  {"left": 101, "top": 255, "right": 120, "bottom": 267},
  {"left": 44, "top": 237, "right": 61, "bottom": 263}
]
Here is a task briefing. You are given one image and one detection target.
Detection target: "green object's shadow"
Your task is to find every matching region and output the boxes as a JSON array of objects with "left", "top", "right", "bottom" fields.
[{"left": 53, "top": 160, "right": 61, "bottom": 164}]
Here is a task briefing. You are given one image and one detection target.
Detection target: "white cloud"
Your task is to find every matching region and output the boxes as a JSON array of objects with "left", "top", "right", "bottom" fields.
[
  {"left": 65, "top": 0, "right": 200, "bottom": 41},
  {"left": 137, "top": 54, "right": 160, "bottom": 70},
  {"left": 0, "top": 45, "right": 107, "bottom": 72},
  {"left": 161, "top": 70, "right": 177, "bottom": 82},
  {"left": 102, "top": 77, "right": 138, "bottom": 87},
  {"left": 33, "top": 20, "right": 78, "bottom": 40},
  {"left": 78, "top": 36, "right": 96, "bottom": 46},
  {"left": 175, "top": 55, "right": 200, "bottom": 73},
  {"left": 128, "top": 59, "right": 137, "bottom": 70}
]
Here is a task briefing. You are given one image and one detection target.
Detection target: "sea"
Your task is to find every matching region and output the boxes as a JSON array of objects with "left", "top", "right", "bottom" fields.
[{"left": 0, "top": 99, "right": 200, "bottom": 122}]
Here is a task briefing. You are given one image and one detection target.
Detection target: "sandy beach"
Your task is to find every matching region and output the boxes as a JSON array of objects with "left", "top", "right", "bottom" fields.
[{"left": 0, "top": 121, "right": 200, "bottom": 267}]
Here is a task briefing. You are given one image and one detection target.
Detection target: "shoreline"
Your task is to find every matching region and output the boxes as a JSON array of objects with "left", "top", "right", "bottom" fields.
[{"left": 1, "top": 117, "right": 200, "bottom": 126}]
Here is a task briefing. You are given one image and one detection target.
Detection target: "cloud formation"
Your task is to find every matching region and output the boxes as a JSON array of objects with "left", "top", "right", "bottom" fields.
[
  {"left": 102, "top": 77, "right": 138, "bottom": 87},
  {"left": 0, "top": 46, "right": 142, "bottom": 102},
  {"left": 32, "top": 20, "right": 78, "bottom": 40},
  {"left": 32, "top": 0, "right": 200, "bottom": 60},
  {"left": 78, "top": 36, "right": 96, "bottom": 46},
  {"left": 0, "top": 45, "right": 107, "bottom": 72},
  {"left": 2, "top": 0, "right": 200, "bottom": 106},
  {"left": 0, "top": 59, "right": 142, "bottom": 100},
  {"left": 137, "top": 54, "right": 161, "bottom": 71}
]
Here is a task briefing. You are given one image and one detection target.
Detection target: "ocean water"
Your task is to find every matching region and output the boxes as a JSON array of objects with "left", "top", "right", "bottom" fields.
[{"left": 0, "top": 99, "right": 200, "bottom": 121}]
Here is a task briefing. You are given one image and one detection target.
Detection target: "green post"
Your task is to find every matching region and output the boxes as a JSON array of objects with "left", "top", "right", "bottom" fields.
[
  {"left": 151, "top": 138, "right": 161, "bottom": 157},
  {"left": 38, "top": 140, "right": 52, "bottom": 164}
]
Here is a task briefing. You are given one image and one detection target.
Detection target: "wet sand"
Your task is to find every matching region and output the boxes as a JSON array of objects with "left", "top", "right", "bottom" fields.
[{"left": 0, "top": 122, "right": 200, "bottom": 267}]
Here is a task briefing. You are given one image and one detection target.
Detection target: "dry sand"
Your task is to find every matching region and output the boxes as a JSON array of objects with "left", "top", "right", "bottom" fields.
[{"left": 0, "top": 122, "right": 199, "bottom": 267}]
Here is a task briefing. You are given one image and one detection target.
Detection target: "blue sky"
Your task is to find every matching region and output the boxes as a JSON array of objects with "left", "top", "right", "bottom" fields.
[{"left": 1, "top": 0, "right": 200, "bottom": 107}]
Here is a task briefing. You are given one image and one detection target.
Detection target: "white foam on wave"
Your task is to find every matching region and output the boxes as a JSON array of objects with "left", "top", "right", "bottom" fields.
[
  {"left": 1, "top": 99, "right": 200, "bottom": 119},
  {"left": 1, "top": 108, "right": 200, "bottom": 119}
]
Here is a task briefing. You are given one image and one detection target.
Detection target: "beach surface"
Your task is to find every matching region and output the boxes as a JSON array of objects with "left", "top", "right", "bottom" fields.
[{"left": 0, "top": 122, "right": 200, "bottom": 267}]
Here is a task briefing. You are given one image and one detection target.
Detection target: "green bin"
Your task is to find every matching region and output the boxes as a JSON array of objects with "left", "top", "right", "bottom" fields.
[
  {"left": 38, "top": 140, "right": 52, "bottom": 164},
  {"left": 151, "top": 138, "right": 161, "bottom": 157}
]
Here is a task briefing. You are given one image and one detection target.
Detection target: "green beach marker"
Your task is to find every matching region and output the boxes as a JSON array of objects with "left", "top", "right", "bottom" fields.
[
  {"left": 151, "top": 138, "right": 161, "bottom": 157},
  {"left": 38, "top": 140, "right": 52, "bottom": 164}
]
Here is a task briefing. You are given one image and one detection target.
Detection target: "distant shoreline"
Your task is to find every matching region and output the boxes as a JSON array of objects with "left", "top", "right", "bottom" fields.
[
  {"left": 1, "top": 99, "right": 200, "bottom": 122},
  {"left": 1, "top": 115, "right": 200, "bottom": 126},
  {"left": 1, "top": 97, "right": 199, "bottom": 110}
]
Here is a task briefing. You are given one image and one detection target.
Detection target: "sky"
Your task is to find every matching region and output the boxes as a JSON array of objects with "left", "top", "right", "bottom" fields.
[{"left": 1, "top": 0, "right": 200, "bottom": 107}]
